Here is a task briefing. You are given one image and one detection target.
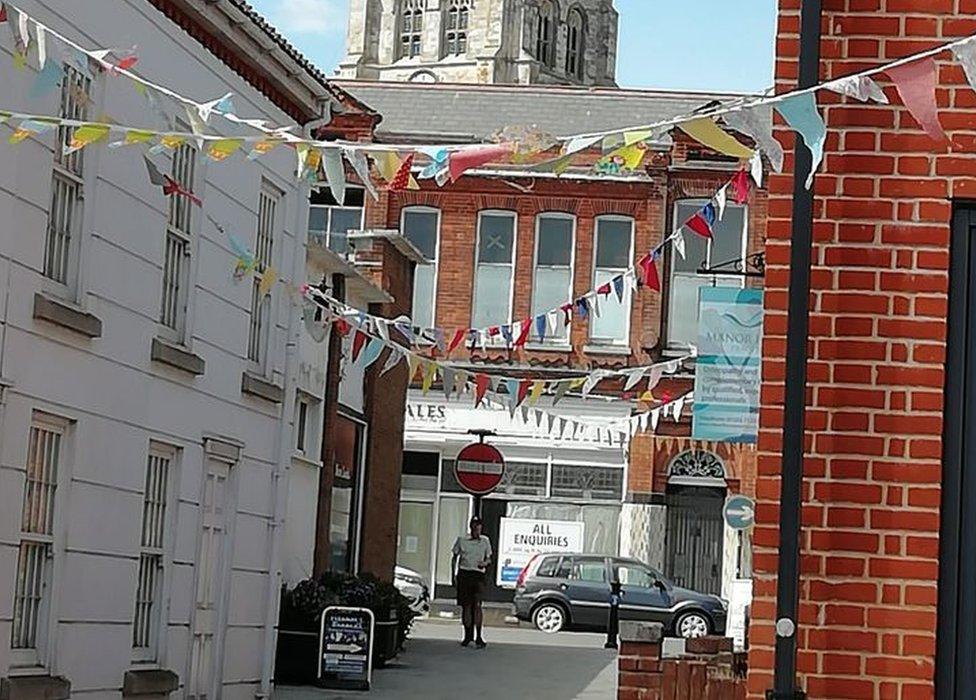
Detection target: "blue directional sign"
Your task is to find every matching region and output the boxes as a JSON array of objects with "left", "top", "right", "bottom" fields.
[{"left": 724, "top": 495, "right": 756, "bottom": 531}]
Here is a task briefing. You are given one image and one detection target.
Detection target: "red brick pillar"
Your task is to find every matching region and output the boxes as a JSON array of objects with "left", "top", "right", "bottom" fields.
[{"left": 618, "top": 622, "right": 664, "bottom": 700}]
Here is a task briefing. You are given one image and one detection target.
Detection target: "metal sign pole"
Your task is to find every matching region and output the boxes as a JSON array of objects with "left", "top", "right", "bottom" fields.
[{"left": 769, "top": 1, "right": 822, "bottom": 698}]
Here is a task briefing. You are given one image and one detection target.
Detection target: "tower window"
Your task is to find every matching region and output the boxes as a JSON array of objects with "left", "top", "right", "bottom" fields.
[
  {"left": 399, "top": 0, "right": 426, "bottom": 59},
  {"left": 566, "top": 8, "right": 585, "bottom": 79},
  {"left": 445, "top": 0, "right": 470, "bottom": 56},
  {"left": 536, "top": 0, "right": 557, "bottom": 67}
]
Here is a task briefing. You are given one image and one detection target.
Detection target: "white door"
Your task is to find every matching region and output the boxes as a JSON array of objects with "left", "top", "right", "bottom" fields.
[{"left": 188, "top": 460, "right": 232, "bottom": 699}]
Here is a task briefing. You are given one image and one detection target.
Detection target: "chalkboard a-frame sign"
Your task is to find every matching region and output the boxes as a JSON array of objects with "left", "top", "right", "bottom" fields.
[{"left": 318, "top": 606, "right": 375, "bottom": 691}]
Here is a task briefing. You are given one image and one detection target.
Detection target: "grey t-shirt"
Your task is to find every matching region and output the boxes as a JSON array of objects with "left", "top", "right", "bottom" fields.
[{"left": 453, "top": 535, "right": 492, "bottom": 572}]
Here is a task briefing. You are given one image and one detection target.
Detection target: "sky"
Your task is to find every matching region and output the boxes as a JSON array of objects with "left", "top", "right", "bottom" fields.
[{"left": 249, "top": 0, "right": 777, "bottom": 93}]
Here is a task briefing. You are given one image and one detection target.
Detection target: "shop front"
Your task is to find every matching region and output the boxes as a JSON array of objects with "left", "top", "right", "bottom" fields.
[{"left": 399, "top": 391, "right": 632, "bottom": 604}]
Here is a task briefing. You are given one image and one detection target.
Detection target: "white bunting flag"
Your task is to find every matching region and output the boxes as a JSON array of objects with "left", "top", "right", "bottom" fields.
[
  {"left": 715, "top": 186, "right": 728, "bottom": 220},
  {"left": 673, "top": 230, "right": 687, "bottom": 260},
  {"left": 651, "top": 408, "right": 661, "bottom": 431},
  {"left": 346, "top": 149, "right": 379, "bottom": 201},
  {"left": 323, "top": 148, "right": 347, "bottom": 205},
  {"left": 623, "top": 368, "right": 645, "bottom": 392},
  {"left": 673, "top": 395, "right": 686, "bottom": 420},
  {"left": 380, "top": 348, "right": 404, "bottom": 375},
  {"left": 36, "top": 25, "right": 46, "bottom": 69},
  {"left": 825, "top": 74, "right": 889, "bottom": 104},
  {"left": 645, "top": 367, "right": 664, "bottom": 392},
  {"left": 750, "top": 151, "right": 763, "bottom": 188},
  {"left": 442, "top": 367, "right": 456, "bottom": 400}
]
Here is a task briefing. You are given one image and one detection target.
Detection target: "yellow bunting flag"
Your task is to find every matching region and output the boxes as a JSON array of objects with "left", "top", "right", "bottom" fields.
[
  {"left": 623, "top": 129, "right": 656, "bottom": 146},
  {"left": 248, "top": 139, "right": 279, "bottom": 160},
  {"left": 528, "top": 381, "right": 546, "bottom": 406},
  {"left": 678, "top": 117, "right": 755, "bottom": 160},
  {"left": 66, "top": 123, "right": 110, "bottom": 154},
  {"left": 258, "top": 266, "right": 278, "bottom": 298},
  {"left": 159, "top": 134, "right": 186, "bottom": 150},
  {"left": 616, "top": 143, "right": 648, "bottom": 170},
  {"left": 207, "top": 138, "right": 243, "bottom": 162},
  {"left": 421, "top": 362, "right": 438, "bottom": 395},
  {"left": 124, "top": 129, "right": 154, "bottom": 145},
  {"left": 374, "top": 150, "right": 401, "bottom": 182}
]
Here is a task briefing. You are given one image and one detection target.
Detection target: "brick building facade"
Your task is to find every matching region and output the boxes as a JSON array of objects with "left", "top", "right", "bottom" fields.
[{"left": 748, "top": 1, "right": 976, "bottom": 698}]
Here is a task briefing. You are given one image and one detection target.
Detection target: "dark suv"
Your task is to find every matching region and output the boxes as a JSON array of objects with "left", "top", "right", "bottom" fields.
[{"left": 513, "top": 553, "right": 728, "bottom": 638}]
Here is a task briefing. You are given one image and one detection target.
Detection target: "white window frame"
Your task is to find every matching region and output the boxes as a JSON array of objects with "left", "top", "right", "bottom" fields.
[
  {"left": 248, "top": 180, "right": 282, "bottom": 373},
  {"left": 294, "top": 391, "right": 322, "bottom": 461},
  {"left": 666, "top": 200, "right": 749, "bottom": 350},
  {"left": 590, "top": 215, "right": 635, "bottom": 347},
  {"left": 132, "top": 442, "right": 178, "bottom": 663},
  {"left": 10, "top": 412, "right": 72, "bottom": 669},
  {"left": 401, "top": 206, "right": 441, "bottom": 330},
  {"left": 308, "top": 186, "right": 365, "bottom": 257},
  {"left": 159, "top": 141, "right": 198, "bottom": 344},
  {"left": 43, "top": 64, "right": 92, "bottom": 295},
  {"left": 472, "top": 210, "right": 518, "bottom": 334},
  {"left": 530, "top": 212, "right": 576, "bottom": 347}
]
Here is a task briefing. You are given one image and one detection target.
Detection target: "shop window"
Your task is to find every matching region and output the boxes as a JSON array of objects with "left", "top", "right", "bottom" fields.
[
  {"left": 590, "top": 216, "right": 634, "bottom": 346},
  {"left": 551, "top": 464, "right": 624, "bottom": 500},
  {"left": 667, "top": 200, "right": 747, "bottom": 349},
  {"left": 532, "top": 214, "right": 575, "bottom": 343},
  {"left": 497, "top": 461, "right": 548, "bottom": 496},
  {"left": 472, "top": 211, "right": 517, "bottom": 330},
  {"left": 435, "top": 496, "right": 470, "bottom": 585},
  {"left": 308, "top": 187, "right": 365, "bottom": 256}
]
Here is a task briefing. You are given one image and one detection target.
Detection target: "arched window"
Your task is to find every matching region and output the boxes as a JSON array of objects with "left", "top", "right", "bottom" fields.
[
  {"left": 565, "top": 7, "right": 585, "bottom": 80},
  {"left": 398, "top": 0, "right": 426, "bottom": 59},
  {"left": 535, "top": 0, "right": 557, "bottom": 67},
  {"left": 444, "top": 0, "right": 470, "bottom": 56}
]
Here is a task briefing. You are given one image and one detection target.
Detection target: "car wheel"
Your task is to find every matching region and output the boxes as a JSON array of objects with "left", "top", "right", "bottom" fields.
[
  {"left": 532, "top": 602, "right": 567, "bottom": 634},
  {"left": 675, "top": 611, "right": 711, "bottom": 639}
]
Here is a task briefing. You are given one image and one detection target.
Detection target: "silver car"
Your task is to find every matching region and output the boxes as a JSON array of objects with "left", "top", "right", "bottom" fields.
[{"left": 394, "top": 565, "right": 431, "bottom": 615}]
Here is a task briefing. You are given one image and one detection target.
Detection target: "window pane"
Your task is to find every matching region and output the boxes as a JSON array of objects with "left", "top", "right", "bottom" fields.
[
  {"left": 537, "top": 556, "right": 560, "bottom": 577},
  {"left": 711, "top": 206, "right": 747, "bottom": 266},
  {"left": 413, "top": 265, "right": 436, "bottom": 329},
  {"left": 617, "top": 564, "right": 654, "bottom": 588},
  {"left": 595, "top": 219, "right": 633, "bottom": 268},
  {"left": 436, "top": 497, "right": 470, "bottom": 585},
  {"left": 573, "top": 559, "right": 607, "bottom": 583},
  {"left": 404, "top": 210, "right": 439, "bottom": 260},
  {"left": 477, "top": 214, "right": 515, "bottom": 263},
  {"left": 329, "top": 208, "right": 362, "bottom": 254},
  {"left": 472, "top": 265, "right": 512, "bottom": 328},
  {"left": 590, "top": 269, "right": 628, "bottom": 343},
  {"left": 532, "top": 268, "right": 571, "bottom": 340},
  {"left": 537, "top": 216, "right": 573, "bottom": 265},
  {"left": 673, "top": 211, "right": 709, "bottom": 274},
  {"left": 669, "top": 274, "right": 711, "bottom": 346},
  {"left": 308, "top": 207, "right": 327, "bottom": 233}
]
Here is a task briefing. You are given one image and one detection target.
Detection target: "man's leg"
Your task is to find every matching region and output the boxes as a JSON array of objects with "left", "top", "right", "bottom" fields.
[
  {"left": 474, "top": 600, "right": 485, "bottom": 645},
  {"left": 461, "top": 603, "right": 473, "bottom": 644}
]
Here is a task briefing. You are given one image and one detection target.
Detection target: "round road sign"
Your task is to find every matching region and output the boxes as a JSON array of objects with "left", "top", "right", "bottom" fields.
[
  {"left": 455, "top": 442, "right": 506, "bottom": 496},
  {"left": 724, "top": 495, "right": 756, "bottom": 531}
]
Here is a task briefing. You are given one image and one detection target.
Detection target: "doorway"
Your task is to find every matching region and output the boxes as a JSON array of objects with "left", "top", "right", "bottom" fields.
[{"left": 664, "top": 485, "right": 725, "bottom": 595}]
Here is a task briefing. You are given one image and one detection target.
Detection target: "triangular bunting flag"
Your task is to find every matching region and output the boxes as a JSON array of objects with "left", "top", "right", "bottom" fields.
[
  {"left": 612, "top": 275, "right": 625, "bottom": 303},
  {"left": 323, "top": 148, "right": 347, "bottom": 205},
  {"left": 406, "top": 354, "right": 421, "bottom": 383},
  {"left": 730, "top": 169, "right": 751, "bottom": 205},
  {"left": 447, "top": 328, "right": 467, "bottom": 355},
  {"left": 360, "top": 338, "right": 385, "bottom": 369},
  {"left": 886, "top": 57, "right": 946, "bottom": 143},
  {"left": 351, "top": 330, "right": 368, "bottom": 362},
  {"left": 454, "top": 370, "right": 469, "bottom": 396},
  {"left": 474, "top": 374, "right": 490, "bottom": 407},
  {"left": 421, "top": 362, "right": 438, "bottom": 395},
  {"left": 678, "top": 117, "right": 755, "bottom": 159},
  {"left": 528, "top": 380, "right": 545, "bottom": 406},
  {"left": 651, "top": 409, "right": 661, "bottom": 431},
  {"left": 638, "top": 254, "right": 661, "bottom": 291},
  {"left": 553, "top": 381, "right": 572, "bottom": 405},
  {"left": 686, "top": 213, "right": 713, "bottom": 239},
  {"left": 673, "top": 229, "right": 687, "bottom": 260},
  {"left": 774, "top": 94, "right": 827, "bottom": 189},
  {"left": 724, "top": 105, "right": 785, "bottom": 173},
  {"left": 623, "top": 368, "right": 645, "bottom": 392},
  {"left": 824, "top": 74, "right": 889, "bottom": 104},
  {"left": 449, "top": 143, "right": 514, "bottom": 181},
  {"left": 515, "top": 318, "right": 532, "bottom": 347},
  {"left": 715, "top": 186, "right": 728, "bottom": 219},
  {"left": 535, "top": 315, "right": 547, "bottom": 342}
]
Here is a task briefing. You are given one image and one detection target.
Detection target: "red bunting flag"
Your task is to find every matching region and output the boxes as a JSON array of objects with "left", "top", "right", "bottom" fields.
[
  {"left": 474, "top": 374, "right": 490, "bottom": 407},
  {"left": 488, "top": 326, "right": 500, "bottom": 337},
  {"left": 447, "top": 328, "right": 467, "bottom": 355},
  {"left": 449, "top": 143, "right": 514, "bottom": 182},
  {"left": 731, "top": 169, "right": 751, "bottom": 204},
  {"left": 162, "top": 176, "right": 203, "bottom": 206},
  {"left": 515, "top": 318, "right": 532, "bottom": 347},
  {"left": 597, "top": 282, "right": 612, "bottom": 296},
  {"left": 517, "top": 379, "right": 532, "bottom": 406},
  {"left": 638, "top": 254, "right": 661, "bottom": 292},
  {"left": 351, "top": 330, "right": 367, "bottom": 362},
  {"left": 886, "top": 58, "right": 947, "bottom": 143},
  {"left": 0, "top": 5, "right": 7, "bottom": 22},
  {"left": 686, "top": 213, "right": 713, "bottom": 239},
  {"left": 389, "top": 153, "right": 415, "bottom": 191},
  {"left": 334, "top": 318, "right": 351, "bottom": 337},
  {"left": 560, "top": 303, "right": 573, "bottom": 326}
]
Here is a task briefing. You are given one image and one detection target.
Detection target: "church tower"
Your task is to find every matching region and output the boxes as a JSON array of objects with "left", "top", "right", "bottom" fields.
[{"left": 338, "top": 0, "right": 618, "bottom": 86}]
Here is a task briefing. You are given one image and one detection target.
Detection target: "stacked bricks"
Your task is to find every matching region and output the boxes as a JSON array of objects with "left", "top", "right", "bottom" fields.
[{"left": 747, "top": 1, "right": 972, "bottom": 697}]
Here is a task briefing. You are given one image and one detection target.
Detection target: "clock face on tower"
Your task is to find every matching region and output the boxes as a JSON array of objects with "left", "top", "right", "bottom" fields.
[{"left": 409, "top": 70, "right": 438, "bottom": 83}]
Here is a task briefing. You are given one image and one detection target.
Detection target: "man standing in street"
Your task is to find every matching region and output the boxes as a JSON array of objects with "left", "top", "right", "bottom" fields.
[{"left": 452, "top": 516, "right": 492, "bottom": 648}]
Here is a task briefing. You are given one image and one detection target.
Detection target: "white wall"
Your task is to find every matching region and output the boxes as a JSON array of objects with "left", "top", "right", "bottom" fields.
[{"left": 0, "top": 1, "right": 307, "bottom": 696}]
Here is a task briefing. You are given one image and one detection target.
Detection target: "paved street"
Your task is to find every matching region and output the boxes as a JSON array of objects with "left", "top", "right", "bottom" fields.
[{"left": 274, "top": 621, "right": 617, "bottom": 700}]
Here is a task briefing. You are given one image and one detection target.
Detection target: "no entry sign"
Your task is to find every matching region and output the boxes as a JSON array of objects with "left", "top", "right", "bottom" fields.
[{"left": 455, "top": 442, "right": 506, "bottom": 495}]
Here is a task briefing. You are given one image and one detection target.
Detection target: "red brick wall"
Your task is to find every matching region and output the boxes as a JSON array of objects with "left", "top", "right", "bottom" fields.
[{"left": 748, "top": 2, "right": 964, "bottom": 697}]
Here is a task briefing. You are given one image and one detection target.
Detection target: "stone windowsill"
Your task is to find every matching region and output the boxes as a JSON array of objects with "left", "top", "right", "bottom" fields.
[
  {"left": 0, "top": 674, "right": 71, "bottom": 700},
  {"left": 33, "top": 292, "right": 102, "bottom": 338},
  {"left": 524, "top": 342, "right": 572, "bottom": 352},
  {"left": 292, "top": 453, "right": 324, "bottom": 469},
  {"left": 122, "top": 668, "right": 179, "bottom": 697},
  {"left": 583, "top": 344, "right": 632, "bottom": 356},
  {"left": 150, "top": 337, "right": 205, "bottom": 376},
  {"left": 241, "top": 370, "right": 284, "bottom": 403}
]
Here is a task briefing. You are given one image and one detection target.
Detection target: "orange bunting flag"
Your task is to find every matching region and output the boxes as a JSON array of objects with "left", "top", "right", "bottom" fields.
[{"left": 886, "top": 58, "right": 947, "bottom": 144}]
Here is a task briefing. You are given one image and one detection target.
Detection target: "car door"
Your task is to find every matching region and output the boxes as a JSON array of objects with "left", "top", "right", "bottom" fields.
[
  {"left": 563, "top": 556, "right": 611, "bottom": 628},
  {"left": 613, "top": 561, "right": 672, "bottom": 625}
]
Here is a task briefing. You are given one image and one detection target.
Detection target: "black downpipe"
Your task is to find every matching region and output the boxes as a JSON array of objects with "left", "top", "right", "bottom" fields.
[{"left": 769, "top": 1, "right": 822, "bottom": 698}]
